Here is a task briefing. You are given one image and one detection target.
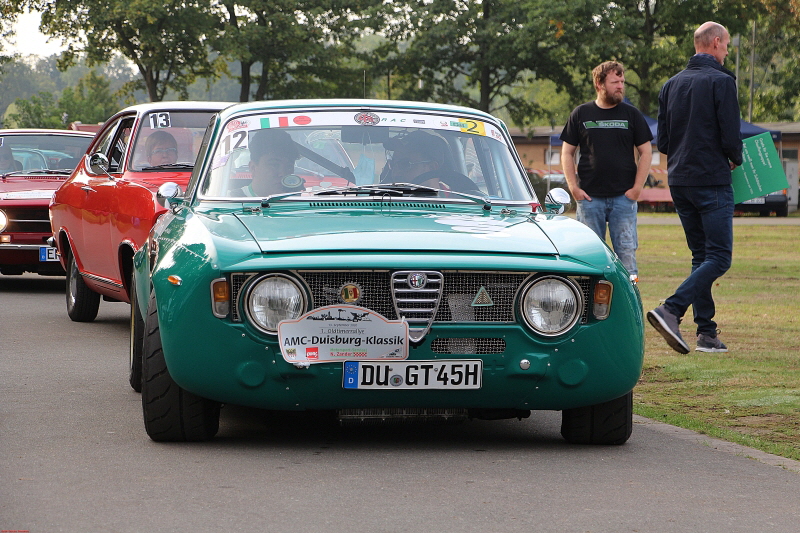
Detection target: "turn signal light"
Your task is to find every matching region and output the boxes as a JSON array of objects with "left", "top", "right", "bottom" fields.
[
  {"left": 593, "top": 281, "right": 613, "bottom": 320},
  {"left": 210, "top": 278, "right": 230, "bottom": 318}
]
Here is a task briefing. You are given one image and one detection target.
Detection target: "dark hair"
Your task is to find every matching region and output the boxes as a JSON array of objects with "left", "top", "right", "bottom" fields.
[
  {"left": 385, "top": 131, "right": 447, "bottom": 165},
  {"left": 145, "top": 130, "right": 177, "bottom": 156},
  {"left": 592, "top": 61, "right": 625, "bottom": 87},
  {"left": 249, "top": 129, "right": 300, "bottom": 164}
]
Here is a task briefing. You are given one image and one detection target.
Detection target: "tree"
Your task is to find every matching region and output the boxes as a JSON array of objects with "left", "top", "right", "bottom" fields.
[
  {"left": 544, "top": 0, "right": 759, "bottom": 116},
  {"left": 5, "top": 92, "right": 64, "bottom": 129},
  {"left": 0, "top": 1, "right": 26, "bottom": 69},
  {"left": 36, "top": 0, "right": 221, "bottom": 102},
  {"left": 214, "top": 0, "right": 381, "bottom": 102},
  {"left": 382, "top": 0, "right": 572, "bottom": 127},
  {"left": 5, "top": 71, "right": 121, "bottom": 128},
  {"left": 59, "top": 71, "right": 121, "bottom": 124}
]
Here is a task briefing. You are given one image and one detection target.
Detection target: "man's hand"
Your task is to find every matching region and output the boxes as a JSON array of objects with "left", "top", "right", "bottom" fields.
[
  {"left": 625, "top": 186, "right": 643, "bottom": 201},
  {"left": 570, "top": 187, "right": 592, "bottom": 202}
]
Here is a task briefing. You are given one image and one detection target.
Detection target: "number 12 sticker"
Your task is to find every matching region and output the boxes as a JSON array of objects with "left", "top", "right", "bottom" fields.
[{"left": 149, "top": 112, "right": 172, "bottom": 129}]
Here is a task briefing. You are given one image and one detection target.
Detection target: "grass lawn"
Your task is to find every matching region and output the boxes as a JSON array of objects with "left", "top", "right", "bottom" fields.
[{"left": 634, "top": 221, "right": 800, "bottom": 460}]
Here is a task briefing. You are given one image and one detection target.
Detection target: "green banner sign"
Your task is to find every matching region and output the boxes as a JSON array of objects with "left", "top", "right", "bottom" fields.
[{"left": 731, "top": 132, "right": 788, "bottom": 204}]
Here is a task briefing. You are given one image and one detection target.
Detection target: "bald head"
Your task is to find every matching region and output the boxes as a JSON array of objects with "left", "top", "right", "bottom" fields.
[{"left": 694, "top": 21, "right": 730, "bottom": 65}]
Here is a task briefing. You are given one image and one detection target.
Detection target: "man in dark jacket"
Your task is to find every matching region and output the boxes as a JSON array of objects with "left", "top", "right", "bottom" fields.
[{"left": 648, "top": 21, "right": 743, "bottom": 354}]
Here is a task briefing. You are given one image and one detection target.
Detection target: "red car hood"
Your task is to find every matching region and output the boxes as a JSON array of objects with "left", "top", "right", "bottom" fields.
[{"left": 0, "top": 175, "right": 68, "bottom": 200}]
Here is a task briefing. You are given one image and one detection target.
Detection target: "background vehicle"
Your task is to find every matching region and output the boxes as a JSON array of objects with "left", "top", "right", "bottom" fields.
[
  {"left": 50, "top": 101, "right": 231, "bottom": 322},
  {"left": 735, "top": 189, "right": 789, "bottom": 217},
  {"left": 0, "top": 129, "right": 95, "bottom": 275},
  {"left": 132, "top": 99, "right": 644, "bottom": 444}
]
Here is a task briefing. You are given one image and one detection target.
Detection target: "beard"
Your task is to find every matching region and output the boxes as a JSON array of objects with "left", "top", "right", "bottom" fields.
[{"left": 600, "top": 88, "right": 624, "bottom": 106}]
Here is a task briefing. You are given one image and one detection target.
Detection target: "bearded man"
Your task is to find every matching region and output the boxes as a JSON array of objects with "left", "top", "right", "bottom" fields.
[{"left": 560, "top": 61, "right": 653, "bottom": 281}]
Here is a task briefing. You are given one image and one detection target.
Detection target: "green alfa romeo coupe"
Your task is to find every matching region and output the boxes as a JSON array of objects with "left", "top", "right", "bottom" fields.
[{"left": 131, "top": 99, "right": 644, "bottom": 443}]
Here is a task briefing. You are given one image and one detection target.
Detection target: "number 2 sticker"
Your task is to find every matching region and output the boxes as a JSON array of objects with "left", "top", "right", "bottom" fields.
[
  {"left": 149, "top": 112, "right": 171, "bottom": 129},
  {"left": 458, "top": 119, "right": 486, "bottom": 136}
]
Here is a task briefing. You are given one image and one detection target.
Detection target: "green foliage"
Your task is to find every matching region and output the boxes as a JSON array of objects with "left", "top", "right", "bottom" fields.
[
  {"left": 36, "top": 0, "right": 220, "bottom": 102},
  {"left": 4, "top": 71, "right": 120, "bottom": 128},
  {"left": 5, "top": 91, "right": 64, "bottom": 129},
  {"left": 215, "top": 0, "right": 383, "bottom": 102},
  {"left": 380, "top": 0, "right": 572, "bottom": 126}
]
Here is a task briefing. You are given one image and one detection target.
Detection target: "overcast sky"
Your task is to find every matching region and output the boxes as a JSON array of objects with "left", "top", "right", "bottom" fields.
[{"left": 6, "top": 10, "right": 67, "bottom": 58}]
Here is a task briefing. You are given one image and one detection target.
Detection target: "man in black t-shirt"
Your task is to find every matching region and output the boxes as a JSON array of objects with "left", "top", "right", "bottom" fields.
[{"left": 560, "top": 61, "right": 653, "bottom": 280}]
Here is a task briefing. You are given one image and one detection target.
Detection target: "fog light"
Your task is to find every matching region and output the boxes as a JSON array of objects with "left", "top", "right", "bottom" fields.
[{"left": 0, "top": 235, "right": 10, "bottom": 243}]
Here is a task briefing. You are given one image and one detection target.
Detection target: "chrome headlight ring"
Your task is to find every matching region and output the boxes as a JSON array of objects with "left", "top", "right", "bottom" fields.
[
  {"left": 243, "top": 274, "right": 307, "bottom": 335},
  {"left": 520, "top": 275, "right": 583, "bottom": 337}
]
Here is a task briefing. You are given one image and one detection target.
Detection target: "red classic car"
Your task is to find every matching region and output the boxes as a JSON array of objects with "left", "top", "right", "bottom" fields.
[
  {"left": 0, "top": 129, "right": 95, "bottom": 276},
  {"left": 50, "top": 102, "right": 231, "bottom": 322}
]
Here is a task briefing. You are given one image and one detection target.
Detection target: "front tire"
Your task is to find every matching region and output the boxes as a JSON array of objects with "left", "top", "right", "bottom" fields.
[
  {"left": 141, "top": 291, "right": 220, "bottom": 442},
  {"left": 560, "top": 391, "right": 633, "bottom": 445},
  {"left": 66, "top": 253, "right": 100, "bottom": 322},
  {"left": 129, "top": 275, "right": 144, "bottom": 392}
]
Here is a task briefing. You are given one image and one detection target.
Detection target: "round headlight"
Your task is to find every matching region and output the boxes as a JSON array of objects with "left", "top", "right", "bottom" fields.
[
  {"left": 521, "top": 276, "right": 582, "bottom": 336},
  {"left": 0, "top": 210, "right": 7, "bottom": 232},
  {"left": 245, "top": 274, "right": 306, "bottom": 334}
]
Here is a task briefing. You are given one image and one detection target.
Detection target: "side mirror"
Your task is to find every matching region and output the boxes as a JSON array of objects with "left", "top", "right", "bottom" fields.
[
  {"left": 543, "top": 187, "right": 571, "bottom": 214},
  {"left": 88, "top": 153, "right": 110, "bottom": 175},
  {"left": 156, "top": 182, "right": 183, "bottom": 209}
]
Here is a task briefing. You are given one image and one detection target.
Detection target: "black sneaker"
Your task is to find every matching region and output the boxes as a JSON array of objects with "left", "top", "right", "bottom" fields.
[
  {"left": 696, "top": 332, "right": 728, "bottom": 353},
  {"left": 647, "top": 305, "right": 690, "bottom": 354}
]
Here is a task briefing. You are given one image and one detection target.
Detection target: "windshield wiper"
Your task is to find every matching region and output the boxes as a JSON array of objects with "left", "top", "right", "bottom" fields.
[
  {"left": 313, "top": 182, "right": 493, "bottom": 210},
  {"left": 140, "top": 163, "right": 194, "bottom": 171},
  {"left": 1, "top": 169, "right": 70, "bottom": 179}
]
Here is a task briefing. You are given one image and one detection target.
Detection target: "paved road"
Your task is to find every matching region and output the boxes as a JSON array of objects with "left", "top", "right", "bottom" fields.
[{"left": 2, "top": 274, "right": 800, "bottom": 533}]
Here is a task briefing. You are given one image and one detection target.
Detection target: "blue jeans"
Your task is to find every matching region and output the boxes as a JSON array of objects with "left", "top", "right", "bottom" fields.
[
  {"left": 577, "top": 195, "right": 638, "bottom": 276},
  {"left": 665, "top": 185, "right": 734, "bottom": 336}
]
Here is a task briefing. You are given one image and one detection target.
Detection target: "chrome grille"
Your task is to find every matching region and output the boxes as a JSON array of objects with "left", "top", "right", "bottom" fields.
[
  {"left": 430, "top": 338, "right": 506, "bottom": 354},
  {"left": 229, "top": 271, "right": 592, "bottom": 331},
  {"left": 391, "top": 271, "right": 443, "bottom": 342}
]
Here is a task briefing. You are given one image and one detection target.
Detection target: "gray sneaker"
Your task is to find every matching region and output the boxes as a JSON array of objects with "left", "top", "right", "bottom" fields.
[
  {"left": 696, "top": 332, "right": 728, "bottom": 353},
  {"left": 647, "top": 305, "right": 690, "bottom": 354}
]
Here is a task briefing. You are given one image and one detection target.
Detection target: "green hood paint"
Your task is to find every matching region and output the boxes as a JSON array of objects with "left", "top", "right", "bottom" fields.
[{"left": 196, "top": 204, "right": 606, "bottom": 261}]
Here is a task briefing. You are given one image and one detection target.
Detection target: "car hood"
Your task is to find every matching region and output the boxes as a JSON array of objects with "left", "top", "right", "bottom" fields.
[
  {"left": 210, "top": 205, "right": 579, "bottom": 256},
  {"left": 0, "top": 175, "right": 66, "bottom": 200}
]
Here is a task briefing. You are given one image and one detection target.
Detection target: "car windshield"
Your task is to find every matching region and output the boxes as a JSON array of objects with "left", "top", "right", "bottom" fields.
[
  {"left": 0, "top": 133, "right": 93, "bottom": 172},
  {"left": 198, "top": 110, "right": 534, "bottom": 202},
  {"left": 129, "top": 111, "right": 219, "bottom": 171}
]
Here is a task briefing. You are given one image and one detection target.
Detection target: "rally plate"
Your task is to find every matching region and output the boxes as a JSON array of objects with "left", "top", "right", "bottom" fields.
[{"left": 343, "top": 360, "right": 482, "bottom": 390}]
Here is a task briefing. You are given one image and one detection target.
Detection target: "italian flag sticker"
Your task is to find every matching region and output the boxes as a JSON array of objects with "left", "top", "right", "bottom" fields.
[{"left": 261, "top": 116, "right": 311, "bottom": 128}]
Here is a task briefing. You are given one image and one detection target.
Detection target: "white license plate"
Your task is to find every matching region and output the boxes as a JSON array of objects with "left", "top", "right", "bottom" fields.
[
  {"left": 742, "top": 197, "right": 766, "bottom": 204},
  {"left": 39, "top": 246, "right": 59, "bottom": 262},
  {"left": 343, "top": 360, "right": 482, "bottom": 390}
]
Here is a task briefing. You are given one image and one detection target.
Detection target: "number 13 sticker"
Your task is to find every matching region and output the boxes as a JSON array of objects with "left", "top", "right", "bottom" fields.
[
  {"left": 458, "top": 119, "right": 486, "bottom": 136},
  {"left": 149, "top": 112, "right": 172, "bottom": 129}
]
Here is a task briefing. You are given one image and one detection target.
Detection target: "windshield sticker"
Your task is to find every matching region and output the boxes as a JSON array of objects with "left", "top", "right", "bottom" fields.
[
  {"left": 354, "top": 112, "right": 380, "bottom": 126},
  {"left": 226, "top": 119, "right": 249, "bottom": 132},
  {"left": 454, "top": 119, "right": 486, "bottom": 136},
  {"left": 216, "top": 111, "right": 508, "bottom": 157},
  {"left": 148, "top": 112, "right": 172, "bottom": 129},
  {"left": 261, "top": 116, "right": 313, "bottom": 128},
  {"left": 278, "top": 305, "right": 409, "bottom": 364}
]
